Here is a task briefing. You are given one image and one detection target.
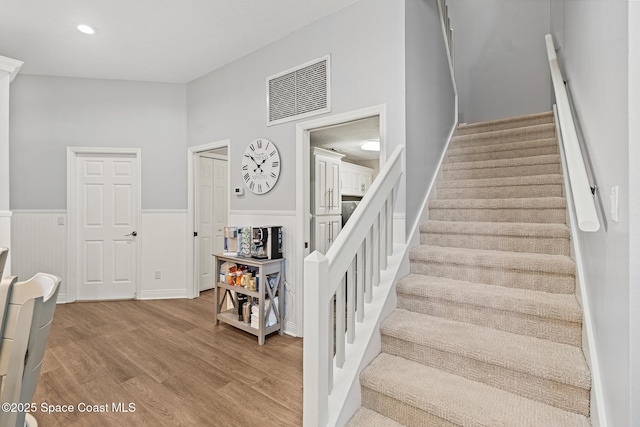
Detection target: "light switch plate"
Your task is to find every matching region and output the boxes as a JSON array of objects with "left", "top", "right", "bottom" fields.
[{"left": 610, "top": 186, "right": 619, "bottom": 222}]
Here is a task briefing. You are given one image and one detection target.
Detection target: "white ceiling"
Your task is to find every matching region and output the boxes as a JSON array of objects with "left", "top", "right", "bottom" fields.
[
  {"left": 0, "top": 0, "right": 358, "bottom": 83},
  {"left": 310, "top": 116, "right": 380, "bottom": 163}
]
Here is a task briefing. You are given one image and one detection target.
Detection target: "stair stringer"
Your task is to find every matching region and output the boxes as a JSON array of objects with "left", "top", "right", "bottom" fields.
[{"left": 555, "top": 106, "right": 608, "bottom": 427}]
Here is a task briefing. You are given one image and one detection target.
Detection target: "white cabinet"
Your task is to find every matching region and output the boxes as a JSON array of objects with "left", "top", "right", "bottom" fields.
[
  {"left": 312, "top": 148, "right": 343, "bottom": 216},
  {"left": 314, "top": 215, "right": 342, "bottom": 254},
  {"left": 340, "top": 162, "right": 373, "bottom": 197}
]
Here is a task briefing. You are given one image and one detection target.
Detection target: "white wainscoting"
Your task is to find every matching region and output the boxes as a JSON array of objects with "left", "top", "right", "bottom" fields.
[
  {"left": 139, "top": 210, "right": 189, "bottom": 300},
  {"left": 11, "top": 210, "right": 68, "bottom": 302},
  {"left": 11, "top": 209, "right": 190, "bottom": 303},
  {"left": 228, "top": 210, "right": 299, "bottom": 337},
  {"left": 0, "top": 211, "right": 13, "bottom": 276}
]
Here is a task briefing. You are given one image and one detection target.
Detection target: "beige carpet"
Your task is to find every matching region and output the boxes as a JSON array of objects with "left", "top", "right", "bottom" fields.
[{"left": 347, "top": 111, "right": 591, "bottom": 426}]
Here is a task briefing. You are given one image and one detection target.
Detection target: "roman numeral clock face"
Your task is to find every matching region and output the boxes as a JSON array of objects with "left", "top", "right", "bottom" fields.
[{"left": 241, "top": 138, "right": 281, "bottom": 194}]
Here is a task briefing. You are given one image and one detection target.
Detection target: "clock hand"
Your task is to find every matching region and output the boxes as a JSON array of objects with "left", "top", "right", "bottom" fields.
[
  {"left": 254, "top": 157, "right": 268, "bottom": 173},
  {"left": 244, "top": 154, "right": 259, "bottom": 166}
]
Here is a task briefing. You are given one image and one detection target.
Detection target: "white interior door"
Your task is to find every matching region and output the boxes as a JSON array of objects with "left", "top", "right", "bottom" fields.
[
  {"left": 198, "top": 155, "right": 228, "bottom": 292},
  {"left": 76, "top": 153, "right": 138, "bottom": 300},
  {"left": 212, "top": 158, "right": 228, "bottom": 257}
]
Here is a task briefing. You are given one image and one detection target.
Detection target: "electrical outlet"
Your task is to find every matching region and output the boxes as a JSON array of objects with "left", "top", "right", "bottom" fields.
[{"left": 154, "top": 271, "right": 161, "bottom": 279}]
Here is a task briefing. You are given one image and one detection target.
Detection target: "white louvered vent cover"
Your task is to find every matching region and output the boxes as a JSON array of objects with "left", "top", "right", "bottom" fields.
[{"left": 267, "top": 56, "right": 330, "bottom": 126}]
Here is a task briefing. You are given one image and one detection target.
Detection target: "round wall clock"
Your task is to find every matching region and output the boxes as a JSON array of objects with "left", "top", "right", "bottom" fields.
[{"left": 241, "top": 138, "right": 281, "bottom": 194}]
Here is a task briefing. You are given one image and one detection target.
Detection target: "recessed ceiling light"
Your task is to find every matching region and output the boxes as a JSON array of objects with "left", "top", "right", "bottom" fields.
[
  {"left": 361, "top": 140, "right": 380, "bottom": 152},
  {"left": 77, "top": 24, "right": 97, "bottom": 35}
]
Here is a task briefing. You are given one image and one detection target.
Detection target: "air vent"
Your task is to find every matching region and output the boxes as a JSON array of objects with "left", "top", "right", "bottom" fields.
[{"left": 267, "top": 56, "right": 330, "bottom": 126}]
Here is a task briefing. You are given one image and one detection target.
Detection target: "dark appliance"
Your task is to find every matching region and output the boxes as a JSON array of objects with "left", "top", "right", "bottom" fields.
[
  {"left": 341, "top": 201, "right": 360, "bottom": 227},
  {"left": 251, "top": 226, "right": 283, "bottom": 259}
]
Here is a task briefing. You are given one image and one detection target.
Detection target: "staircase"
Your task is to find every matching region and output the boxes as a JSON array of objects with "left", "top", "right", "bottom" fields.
[{"left": 347, "top": 111, "right": 592, "bottom": 426}]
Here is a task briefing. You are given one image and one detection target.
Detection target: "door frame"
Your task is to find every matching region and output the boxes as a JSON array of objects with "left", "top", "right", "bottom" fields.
[
  {"left": 186, "top": 139, "right": 231, "bottom": 299},
  {"left": 294, "top": 104, "right": 387, "bottom": 336},
  {"left": 66, "top": 147, "right": 142, "bottom": 303}
]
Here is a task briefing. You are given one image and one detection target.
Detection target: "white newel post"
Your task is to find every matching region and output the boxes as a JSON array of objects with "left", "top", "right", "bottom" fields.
[
  {"left": 304, "top": 251, "right": 329, "bottom": 427},
  {"left": 0, "top": 56, "right": 24, "bottom": 276}
]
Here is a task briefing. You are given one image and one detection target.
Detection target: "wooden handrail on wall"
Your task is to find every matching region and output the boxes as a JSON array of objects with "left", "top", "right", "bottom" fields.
[{"left": 545, "top": 34, "right": 600, "bottom": 232}]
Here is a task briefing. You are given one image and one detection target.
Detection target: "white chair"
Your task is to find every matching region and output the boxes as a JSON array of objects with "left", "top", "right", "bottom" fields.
[
  {"left": 0, "top": 248, "right": 14, "bottom": 383},
  {"left": 0, "top": 273, "right": 61, "bottom": 427}
]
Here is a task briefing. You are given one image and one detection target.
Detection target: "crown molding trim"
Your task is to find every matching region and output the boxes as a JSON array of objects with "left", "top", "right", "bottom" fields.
[{"left": 0, "top": 56, "right": 24, "bottom": 82}]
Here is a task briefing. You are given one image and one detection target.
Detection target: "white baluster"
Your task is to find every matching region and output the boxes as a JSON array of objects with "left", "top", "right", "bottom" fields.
[
  {"left": 335, "top": 277, "right": 345, "bottom": 369},
  {"left": 347, "top": 257, "right": 356, "bottom": 343},
  {"left": 356, "top": 244, "right": 364, "bottom": 323},
  {"left": 372, "top": 216, "right": 380, "bottom": 287},
  {"left": 365, "top": 229, "right": 373, "bottom": 303}
]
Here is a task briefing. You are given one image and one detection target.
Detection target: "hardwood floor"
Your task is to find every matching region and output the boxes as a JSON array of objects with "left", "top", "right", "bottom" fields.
[{"left": 32, "top": 291, "right": 303, "bottom": 427}]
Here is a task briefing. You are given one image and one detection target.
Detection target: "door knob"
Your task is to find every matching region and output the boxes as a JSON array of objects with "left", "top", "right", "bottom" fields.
[{"left": 125, "top": 231, "right": 137, "bottom": 237}]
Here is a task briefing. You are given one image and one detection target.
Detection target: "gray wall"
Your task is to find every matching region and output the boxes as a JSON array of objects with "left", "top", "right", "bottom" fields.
[
  {"left": 9, "top": 75, "right": 187, "bottom": 209},
  {"left": 405, "top": 0, "right": 456, "bottom": 235},
  {"left": 448, "top": 0, "right": 551, "bottom": 123},
  {"left": 551, "top": 1, "right": 633, "bottom": 426},
  {"left": 630, "top": 3, "right": 640, "bottom": 424},
  {"left": 187, "top": 0, "right": 406, "bottom": 214}
]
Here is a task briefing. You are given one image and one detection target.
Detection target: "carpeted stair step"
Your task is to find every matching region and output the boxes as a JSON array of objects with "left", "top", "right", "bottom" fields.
[
  {"left": 455, "top": 111, "right": 554, "bottom": 136},
  {"left": 428, "top": 197, "right": 567, "bottom": 224},
  {"left": 346, "top": 407, "right": 404, "bottom": 427},
  {"left": 438, "top": 173, "right": 563, "bottom": 189},
  {"left": 441, "top": 154, "right": 561, "bottom": 180},
  {"left": 436, "top": 174, "right": 564, "bottom": 199},
  {"left": 380, "top": 310, "right": 590, "bottom": 415},
  {"left": 420, "top": 220, "right": 570, "bottom": 255},
  {"left": 436, "top": 181, "right": 563, "bottom": 199},
  {"left": 445, "top": 138, "right": 558, "bottom": 163},
  {"left": 409, "top": 245, "right": 575, "bottom": 293},
  {"left": 451, "top": 123, "right": 556, "bottom": 148},
  {"left": 360, "top": 353, "right": 591, "bottom": 426},
  {"left": 396, "top": 274, "right": 582, "bottom": 345}
]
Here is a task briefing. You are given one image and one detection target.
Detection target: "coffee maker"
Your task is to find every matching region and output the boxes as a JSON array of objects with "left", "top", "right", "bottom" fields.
[{"left": 251, "top": 226, "right": 283, "bottom": 259}]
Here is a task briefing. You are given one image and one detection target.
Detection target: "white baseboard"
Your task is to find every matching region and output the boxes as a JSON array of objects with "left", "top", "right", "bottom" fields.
[
  {"left": 285, "top": 320, "right": 298, "bottom": 337},
  {"left": 407, "top": 117, "right": 457, "bottom": 248},
  {"left": 138, "top": 289, "right": 188, "bottom": 300},
  {"left": 554, "top": 107, "right": 607, "bottom": 427},
  {"left": 55, "top": 293, "right": 69, "bottom": 304}
]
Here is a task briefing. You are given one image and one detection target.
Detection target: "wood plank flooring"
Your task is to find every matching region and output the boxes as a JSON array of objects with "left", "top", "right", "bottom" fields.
[{"left": 31, "top": 291, "right": 303, "bottom": 427}]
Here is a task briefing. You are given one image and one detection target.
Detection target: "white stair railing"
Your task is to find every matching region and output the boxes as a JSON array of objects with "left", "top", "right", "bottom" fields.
[
  {"left": 438, "top": 0, "right": 455, "bottom": 70},
  {"left": 545, "top": 34, "right": 600, "bottom": 232},
  {"left": 303, "top": 145, "right": 404, "bottom": 427}
]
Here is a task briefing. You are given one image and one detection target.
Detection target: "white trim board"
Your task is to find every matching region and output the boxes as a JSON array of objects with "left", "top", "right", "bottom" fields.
[
  {"left": 0, "top": 56, "right": 23, "bottom": 82},
  {"left": 554, "top": 106, "right": 607, "bottom": 427},
  {"left": 229, "top": 210, "right": 296, "bottom": 217},
  {"left": 141, "top": 209, "right": 188, "bottom": 214},
  {"left": 407, "top": 116, "right": 458, "bottom": 248},
  {"left": 66, "top": 147, "right": 143, "bottom": 303},
  {"left": 139, "top": 289, "right": 188, "bottom": 300},
  {"left": 11, "top": 210, "right": 66, "bottom": 214}
]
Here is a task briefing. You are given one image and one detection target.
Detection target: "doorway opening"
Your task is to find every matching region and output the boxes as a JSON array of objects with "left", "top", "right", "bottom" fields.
[
  {"left": 295, "top": 104, "right": 386, "bottom": 336},
  {"left": 309, "top": 116, "right": 381, "bottom": 254},
  {"left": 187, "top": 140, "right": 230, "bottom": 299}
]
